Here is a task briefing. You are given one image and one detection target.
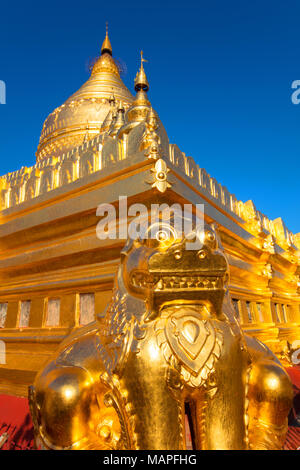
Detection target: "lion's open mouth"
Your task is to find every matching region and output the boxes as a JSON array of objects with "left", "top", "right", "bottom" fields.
[{"left": 130, "top": 271, "right": 225, "bottom": 290}]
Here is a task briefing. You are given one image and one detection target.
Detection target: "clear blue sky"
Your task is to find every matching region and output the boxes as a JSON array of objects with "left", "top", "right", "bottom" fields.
[{"left": 0, "top": 0, "right": 299, "bottom": 233}]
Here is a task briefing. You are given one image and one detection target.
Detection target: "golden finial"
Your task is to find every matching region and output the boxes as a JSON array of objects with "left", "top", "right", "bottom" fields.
[
  {"left": 134, "top": 50, "right": 149, "bottom": 92},
  {"left": 109, "top": 92, "right": 116, "bottom": 105},
  {"left": 101, "top": 22, "right": 112, "bottom": 56},
  {"left": 147, "top": 107, "right": 158, "bottom": 129},
  {"left": 140, "top": 50, "right": 147, "bottom": 67},
  {"left": 114, "top": 101, "right": 125, "bottom": 129},
  {"left": 83, "top": 121, "right": 90, "bottom": 142}
]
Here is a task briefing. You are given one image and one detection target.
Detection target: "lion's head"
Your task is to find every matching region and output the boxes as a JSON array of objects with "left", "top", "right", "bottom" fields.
[{"left": 119, "top": 216, "right": 229, "bottom": 320}]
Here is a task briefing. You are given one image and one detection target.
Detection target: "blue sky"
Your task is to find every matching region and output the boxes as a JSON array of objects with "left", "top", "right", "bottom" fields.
[{"left": 0, "top": 0, "right": 299, "bottom": 233}]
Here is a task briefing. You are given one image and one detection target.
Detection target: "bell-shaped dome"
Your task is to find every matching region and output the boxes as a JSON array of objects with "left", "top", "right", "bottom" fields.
[{"left": 36, "top": 33, "right": 133, "bottom": 161}]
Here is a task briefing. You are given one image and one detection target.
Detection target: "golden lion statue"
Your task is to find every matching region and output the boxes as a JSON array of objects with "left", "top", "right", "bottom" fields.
[{"left": 29, "top": 218, "right": 293, "bottom": 450}]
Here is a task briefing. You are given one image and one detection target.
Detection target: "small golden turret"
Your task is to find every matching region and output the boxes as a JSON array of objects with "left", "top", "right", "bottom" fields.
[
  {"left": 109, "top": 93, "right": 116, "bottom": 106},
  {"left": 115, "top": 101, "right": 125, "bottom": 125},
  {"left": 101, "top": 22, "right": 112, "bottom": 56},
  {"left": 110, "top": 102, "right": 125, "bottom": 135},
  {"left": 147, "top": 107, "right": 159, "bottom": 130},
  {"left": 134, "top": 51, "right": 149, "bottom": 92},
  {"left": 127, "top": 51, "right": 151, "bottom": 123},
  {"left": 83, "top": 121, "right": 90, "bottom": 142}
]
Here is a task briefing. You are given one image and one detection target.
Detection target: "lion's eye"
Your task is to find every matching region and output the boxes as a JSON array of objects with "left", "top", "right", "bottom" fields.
[
  {"left": 198, "top": 249, "right": 207, "bottom": 259},
  {"left": 156, "top": 230, "right": 168, "bottom": 242},
  {"left": 174, "top": 250, "right": 182, "bottom": 260},
  {"left": 206, "top": 231, "right": 215, "bottom": 242}
]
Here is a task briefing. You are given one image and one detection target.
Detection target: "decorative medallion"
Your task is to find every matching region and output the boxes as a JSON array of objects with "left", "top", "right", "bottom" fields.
[
  {"left": 155, "top": 309, "right": 223, "bottom": 388},
  {"left": 149, "top": 159, "right": 171, "bottom": 193}
]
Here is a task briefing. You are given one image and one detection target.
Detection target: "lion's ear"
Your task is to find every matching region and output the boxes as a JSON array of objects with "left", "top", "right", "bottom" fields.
[
  {"left": 121, "top": 237, "right": 134, "bottom": 256},
  {"left": 133, "top": 238, "right": 143, "bottom": 249},
  {"left": 210, "top": 223, "right": 223, "bottom": 251}
]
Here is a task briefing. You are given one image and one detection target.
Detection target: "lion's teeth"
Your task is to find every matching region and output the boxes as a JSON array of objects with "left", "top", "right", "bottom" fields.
[{"left": 150, "top": 273, "right": 221, "bottom": 290}]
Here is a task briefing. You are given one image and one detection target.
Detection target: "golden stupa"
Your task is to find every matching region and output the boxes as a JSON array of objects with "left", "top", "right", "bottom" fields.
[{"left": 36, "top": 29, "right": 133, "bottom": 161}]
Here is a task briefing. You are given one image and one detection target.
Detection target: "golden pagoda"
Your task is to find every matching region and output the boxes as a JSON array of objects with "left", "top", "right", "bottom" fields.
[
  {"left": 36, "top": 30, "right": 133, "bottom": 161},
  {"left": 0, "top": 31, "right": 299, "bottom": 402}
]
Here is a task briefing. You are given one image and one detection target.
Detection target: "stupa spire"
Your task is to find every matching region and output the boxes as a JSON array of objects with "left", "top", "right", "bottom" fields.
[
  {"left": 101, "top": 22, "right": 112, "bottom": 56},
  {"left": 127, "top": 51, "right": 151, "bottom": 123},
  {"left": 134, "top": 51, "right": 149, "bottom": 92}
]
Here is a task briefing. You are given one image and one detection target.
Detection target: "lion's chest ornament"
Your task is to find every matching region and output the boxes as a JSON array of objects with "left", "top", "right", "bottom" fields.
[{"left": 155, "top": 306, "right": 223, "bottom": 388}]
